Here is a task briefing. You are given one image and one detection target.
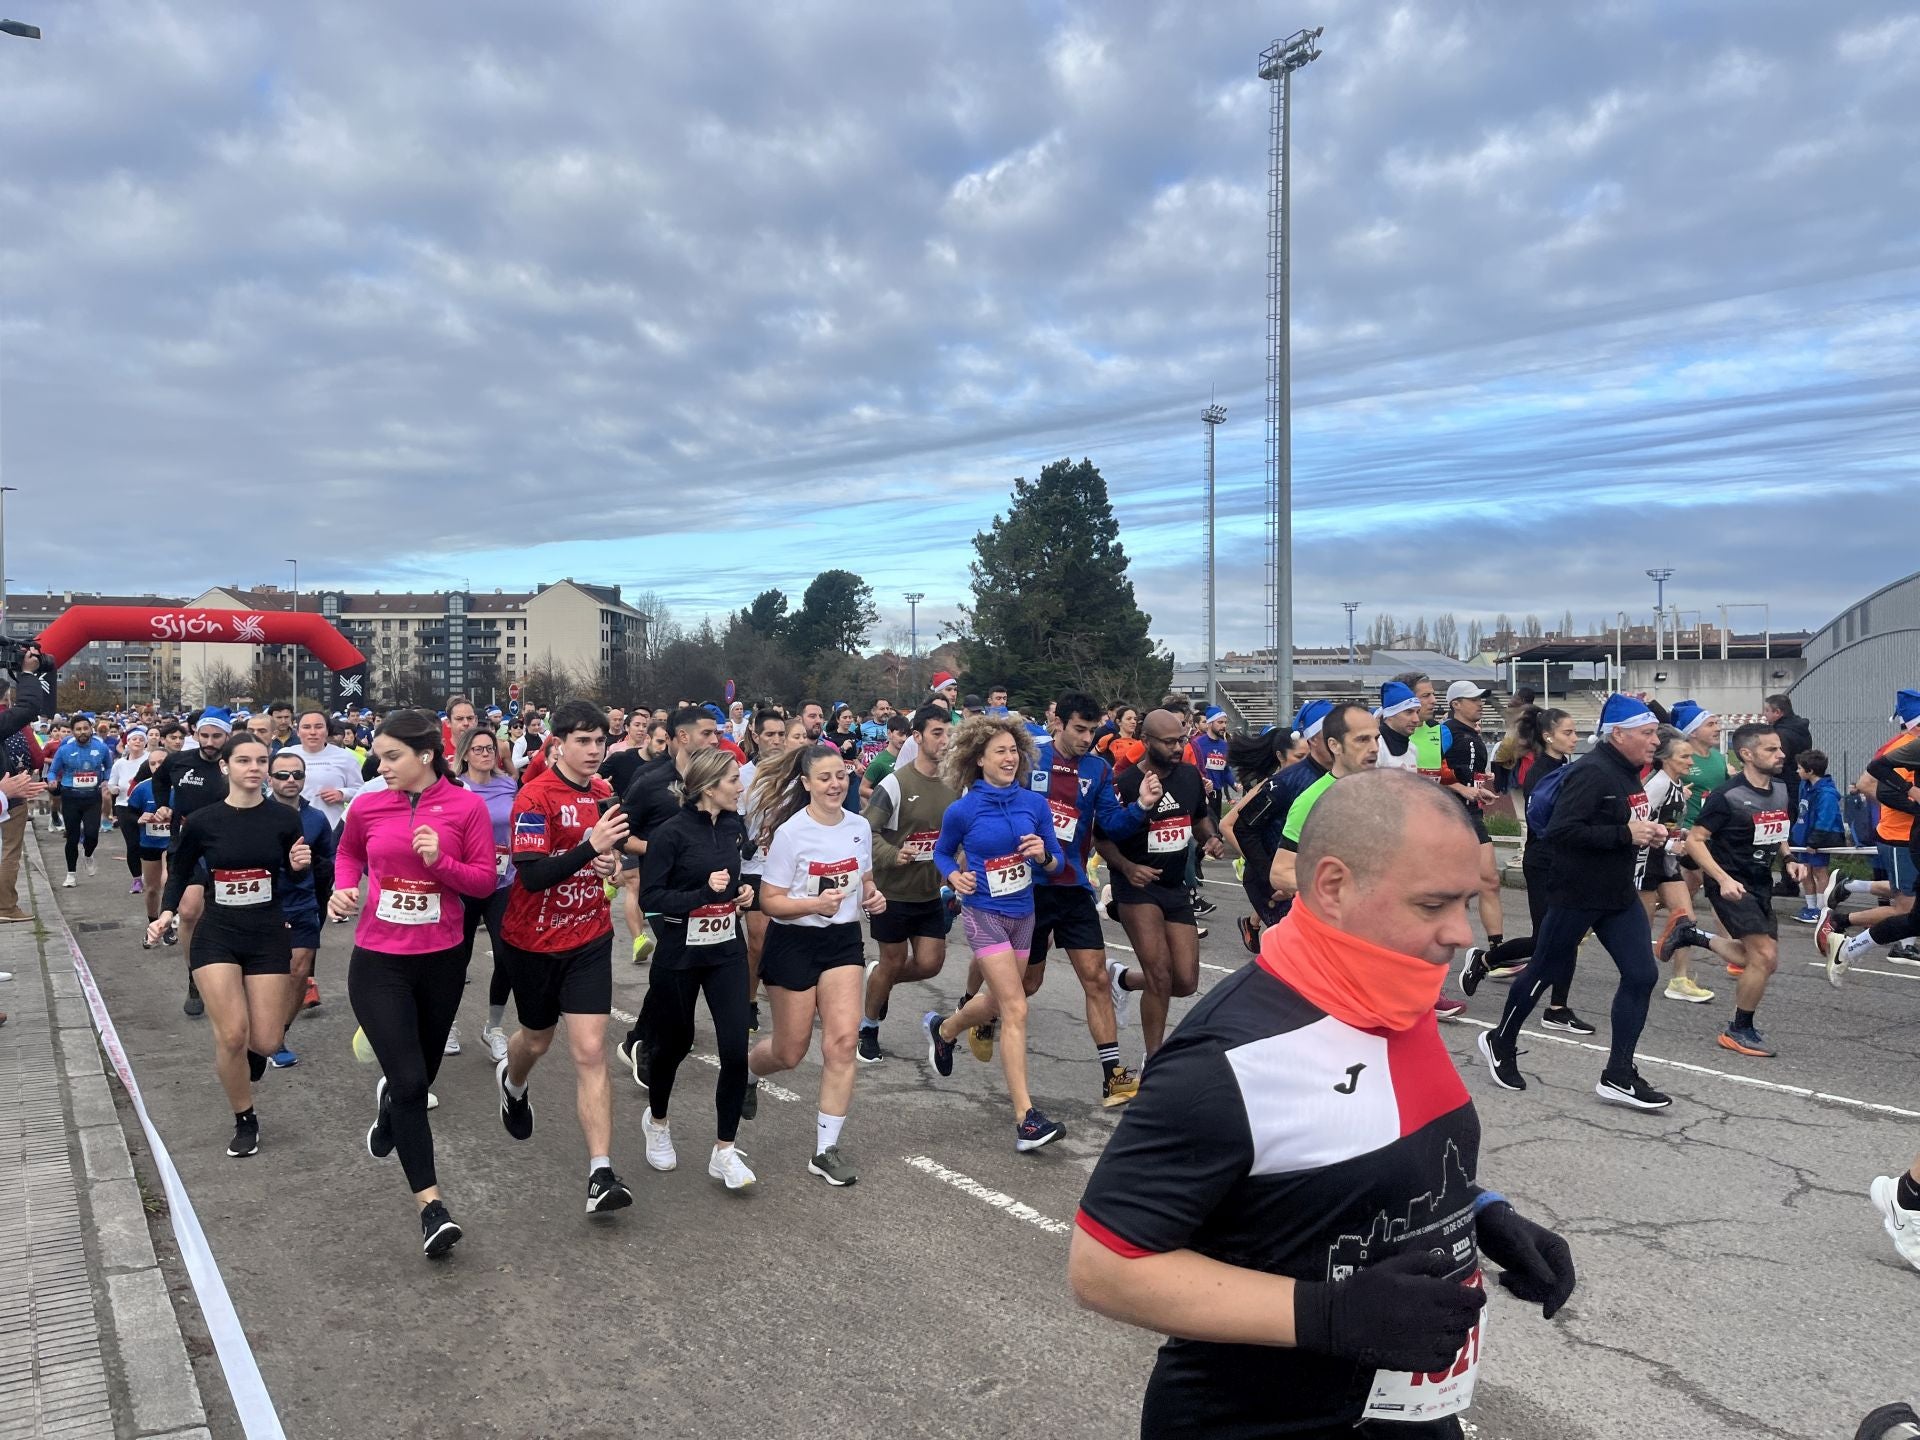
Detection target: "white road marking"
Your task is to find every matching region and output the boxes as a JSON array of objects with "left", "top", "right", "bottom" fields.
[
  {"left": 901, "top": 1155, "right": 1071, "bottom": 1235},
  {"left": 1804, "top": 960, "right": 1920, "bottom": 983},
  {"left": 694, "top": 1053, "right": 800, "bottom": 1103},
  {"left": 1453, "top": 1017, "right": 1920, "bottom": 1119},
  {"left": 1103, "top": 935, "right": 1231, "bottom": 972},
  {"left": 612, "top": 1007, "right": 637, "bottom": 1024}
]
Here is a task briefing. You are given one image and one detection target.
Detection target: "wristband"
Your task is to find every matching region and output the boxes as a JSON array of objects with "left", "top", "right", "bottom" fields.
[{"left": 1472, "top": 1190, "right": 1507, "bottom": 1213}]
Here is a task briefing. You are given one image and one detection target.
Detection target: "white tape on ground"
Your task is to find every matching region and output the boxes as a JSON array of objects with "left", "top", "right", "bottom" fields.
[
  {"left": 693, "top": 1053, "right": 800, "bottom": 1103},
  {"left": 1452, "top": 1015, "right": 1920, "bottom": 1119},
  {"left": 1803, "top": 960, "right": 1920, "bottom": 983},
  {"left": 901, "top": 1155, "right": 1071, "bottom": 1235},
  {"left": 38, "top": 854, "right": 288, "bottom": 1440}
]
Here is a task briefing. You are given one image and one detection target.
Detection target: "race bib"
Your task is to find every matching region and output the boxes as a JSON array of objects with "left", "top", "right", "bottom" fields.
[
  {"left": 68, "top": 772, "right": 99, "bottom": 791},
  {"left": 1417, "top": 767, "right": 1444, "bottom": 783},
  {"left": 1147, "top": 814, "right": 1192, "bottom": 855},
  {"left": 1752, "top": 809, "right": 1789, "bottom": 846},
  {"left": 142, "top": 823, "right": 170, "bottom": 844},
  {"left": 1363, "top": 1272, "right": 1486, "bottom": 1423},
  {"left": 806, "top": 857, "right": 859, "bottom": 897},
  {"left": 983, "top": 853, "right": 1031, "bottom": 898},
  {"left": 688, "top": 902, "right": 738, "bottom": 946},
  {"left": 495, "top": 845, "right": 512, "bottom": 881},
  {"left": 212, "top": 868, "right": 271, "bottom": 907},
  {"left": 1204, "top": 753, "right": 1226, "bottom": 772},
  {"left": 1049, "top": 801, "right": 1079, "bottom": 844},
  {"left": 900, "top": 830, "right": 939, "bottom": 862},
  {"left": 374, "top": 878, "right": 442, "bottom": 926}
]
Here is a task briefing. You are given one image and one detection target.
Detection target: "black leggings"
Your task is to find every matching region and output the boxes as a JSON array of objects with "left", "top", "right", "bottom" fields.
[
  {"left": 115, "top": 809, "right": 144, "bottom": 877},
  {"left": 645, "top": 957, "right": 751, "bottom": 1143},
  {"left": 459, "top": 888, "right": 514, "bottom": 1010},
  {"left": 347, "top": 943, "right": 466, "bottom": 1193},
  {"left": 60, "top": 794, "right": 102, "bottom": 871},
  {"left": 1492, "top": 903, "right": 1656, "bottom": 1076},
  {"left": 1484, "top": 849, "right": 1569, "bottom": 1006}
]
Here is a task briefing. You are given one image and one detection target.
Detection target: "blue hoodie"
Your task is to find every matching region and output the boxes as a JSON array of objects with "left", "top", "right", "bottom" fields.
[
  {"left": 933, "top": 780, "right": 1065, "bottom": 918},
  {"left": 1790, "top": 773, "right": 1843, "bottom": 851}
]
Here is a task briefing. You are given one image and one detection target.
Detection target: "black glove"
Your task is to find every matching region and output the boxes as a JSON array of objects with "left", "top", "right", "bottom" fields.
[
  {"left": 1293, "top": 1247, "right": 1486, "bottom": 1372},
  {"left": 1476, "top": 1200, "right": 1576, "bottom": 1318}
]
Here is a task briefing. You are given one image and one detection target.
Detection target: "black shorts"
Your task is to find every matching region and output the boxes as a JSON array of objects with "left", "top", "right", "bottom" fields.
[
  {"left": 1112, "top": 880, "right": 1197, "bottom": 929},
  {"left": 742, "top": 873, "right": 765, "bottom": 912},
  {"left": 1639, "top": 847, "right": 1681, "bottom": 893},
  {"left": 1706, "top": 884, "right": 1778, "bottom": 941},
  {"left": 759, "top": 920, "right": 864, "bottom": 991},
  {"left": 869, "top": 895, "right": 951, "bottom": 945},
  {"left": 189, "top": 925, "right": 293, "bottom": 976},
  {"left": 500, "top": 932, "right": 614, "bottom": 1030},
  {"left": 1030, "top": 884, "right": 1104, "bottom": 966},
  {"left": 286, "top": 921, "right": 322, "bottom": 951}
]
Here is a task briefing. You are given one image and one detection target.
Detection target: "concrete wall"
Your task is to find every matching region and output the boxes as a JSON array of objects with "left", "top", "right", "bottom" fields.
[{"left": 1622, "top": 656, "right": 1804, "bottom": 719}]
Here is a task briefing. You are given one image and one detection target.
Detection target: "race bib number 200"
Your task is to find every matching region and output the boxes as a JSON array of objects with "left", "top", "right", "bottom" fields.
[{"left": 688, "top": 902, "right": 738, "bottom": 946}]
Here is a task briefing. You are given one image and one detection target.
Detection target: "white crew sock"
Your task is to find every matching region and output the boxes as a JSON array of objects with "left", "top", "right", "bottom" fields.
[
  {"left": 505, "top": 1074, "right": 528, "bottom": 1100},
  {"left": 589, "top": 1154, "right": 610, "bottom": 1176},
  {"left": 816, "top": 1111, "right": 845, "bottom": 1154},
  {"left": 1846, "top": 879, "right": 1874, "bottom": 896},
  {"left": 1842, "top": 929, "right": 1882, "bottom": 962}
]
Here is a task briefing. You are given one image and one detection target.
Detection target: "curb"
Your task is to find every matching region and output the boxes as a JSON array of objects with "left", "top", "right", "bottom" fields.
[{"left": 25, "top": 838, "right": 211, "bottom": 1438}]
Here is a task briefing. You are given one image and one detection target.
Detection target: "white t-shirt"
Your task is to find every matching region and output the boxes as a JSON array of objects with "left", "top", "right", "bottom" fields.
[
  {"left": 761, "top": 807, "right": 872, "bottom": 927},
  {"left": 738, "top": 761, "right": 767, "bottom": 876},
  {"left": 107, "top": 756, "right": 147, "bottom": 804}
]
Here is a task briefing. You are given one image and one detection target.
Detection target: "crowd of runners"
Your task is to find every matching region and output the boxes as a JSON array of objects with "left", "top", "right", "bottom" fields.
[{"left": 2, "top": 652, "right": 1914, "bottom": 1433}]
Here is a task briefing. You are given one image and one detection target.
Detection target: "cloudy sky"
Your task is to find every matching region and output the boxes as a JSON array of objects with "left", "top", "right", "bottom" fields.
[{"left": 2, "top": 0, "right": 1915, "bottom": 660}]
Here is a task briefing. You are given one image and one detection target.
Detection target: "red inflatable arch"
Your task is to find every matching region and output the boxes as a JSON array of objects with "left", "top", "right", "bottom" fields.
[{"left": 37, "top": 604, "right": 370, "bottom": 707}]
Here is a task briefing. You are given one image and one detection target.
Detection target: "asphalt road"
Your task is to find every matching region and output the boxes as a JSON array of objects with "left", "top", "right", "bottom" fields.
[{"left": 36, "top": 827, "right": 1918, "bottom": 1439}]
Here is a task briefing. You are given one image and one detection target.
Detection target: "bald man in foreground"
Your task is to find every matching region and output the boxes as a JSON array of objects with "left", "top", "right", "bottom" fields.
[{"left": 1071, "top": 769, "right": 1576, "bottom": 1439}]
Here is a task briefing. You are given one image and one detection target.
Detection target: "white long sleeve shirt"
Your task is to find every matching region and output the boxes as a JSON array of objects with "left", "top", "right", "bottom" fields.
[{"left": 296, "top": 743, "right": 365, "bottom": 827}]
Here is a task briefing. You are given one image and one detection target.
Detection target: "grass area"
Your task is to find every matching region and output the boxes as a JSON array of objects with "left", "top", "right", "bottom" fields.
[{"left": 1485, "top": 813, "right": 1521, "bottom": 838}]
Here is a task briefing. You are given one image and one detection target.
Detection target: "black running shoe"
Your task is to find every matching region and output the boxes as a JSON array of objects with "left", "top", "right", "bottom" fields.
[
  {"left": 366, "top": 1077, "right": 395, "bottom": 1159},
  {"left": 226, "top": 1112, "right": 259, "bottom": 1158},
  {"left": 1595, "top": 1069, "right": 1672, "bottom": 1110},
  {"left": 586, "top": 1167, "right": 634, "bottom": 1214},
  {"left": 496, "top": 1058, "right": 534, "bottom": 1140},
  {"left": 1458, "top": 946, "right": 1489, "bottom": 998},
  {"left": 924, "top": 1012, "right": 954, "bottom": 1078},
  {"left": 740, "top": 1081, "right": 759, "bottom": 1122},
  {"left": 1540, "top": 1006, "right": 1597, "bottom": 1036},
  {"left": 856, "top": 1028, "right": 885, "bottom": 1064},
  {"left": 615, "top": 1036, "right": 649, "bottom": 1090},
  {"left": 1190, "top": 891, "right": 1217, "bottom": 917},
  {"left": 748, "top": 1001, "right": 760, "bottom": 1034},
  {"left": 1855, "top": 1402, "right": 1920, "bottom": 1440},
  {"left": 419, "top": 1200, "right": 462, "bottom": 1258},
  {"left": 1236, "top": 915, "right": 1260, "bottom": 955},
  {"left": 163, "top": 919, "right": 179, "bottom": 947},
  {"left": 183, "top": 984, "right": 204, "bottom": 1018},
  {"left": 1477, "top": 1031, "right": 1525, "bottom": 1092},
  {"left": 1658, "top": 918, "right": 1706, "bottom": 965}
]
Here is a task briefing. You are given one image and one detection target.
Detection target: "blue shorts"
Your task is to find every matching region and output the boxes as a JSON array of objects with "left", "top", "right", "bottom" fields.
[
  {"left": 1877, "top": 843, "right": 1917, "bottom": 896},
  {"left": 1795, "top": 850, "right": 1829, "bottom": 869},
  {"left": 287, "top": 922, "right": 322, "bottom": 951}
]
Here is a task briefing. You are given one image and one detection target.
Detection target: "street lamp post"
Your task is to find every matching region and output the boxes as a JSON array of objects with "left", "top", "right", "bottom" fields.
[
  {"left": 0, "top": 20, "right": 41, "bottom": 39},
  {"left": 1259, "top": 26, "right": 1323, "bottom": 729},
  {"left": 1645, "top": 568, "right": 1674, "bottom": 661},
  {"left": 1342, "top": 601, "right": 1361, "bottom": 664},
  {"left": 904, "top": 592, "right": 924, "bottom": 698},
  {"left": 286, "top": 559, "right": 299, "bottom": 715},
  {"left": 1202, "top": 403, "right": 1226, "bottom": 708},
  {"left": 0, "top": 487, "right": 14, "bottom": 641}
]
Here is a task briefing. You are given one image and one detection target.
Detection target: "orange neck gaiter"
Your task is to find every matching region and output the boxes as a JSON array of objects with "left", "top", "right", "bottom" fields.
[{"left": 1261, "top": 902, "right": 1448, "bottom": 1032}]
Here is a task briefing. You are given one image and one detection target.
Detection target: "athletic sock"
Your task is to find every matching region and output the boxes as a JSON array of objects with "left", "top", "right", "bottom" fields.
[
  {"left": 589, "top": 1154, "right": 610, "bottom": 1177},
  {"left": 1899, "top": 1173, "right": 1920, "bottom": 1211},
  {"left": 1486, "top": 933, "right": 1503, "bottom": 951},
  {"left": 235, "top": 1106, "right": 255, "bottom": 1123},
  {"left": 1846, "top": 879, "right": 1873, "bottom": 896},
  {"left": 246, "top": 1050, "right": 268, "bottom": 1082},
  {"left": 1843, "top": 929, "right": 1879, "bottom": 961},
  {"left": 506, "top": 1074, "right": 529, "bottom": 1100},
  {"left": 1732, "top": 1008, "right": 1756, "bottom": 1031},
  {"left": 859, "top": 1018, "right": 879, "bottom": 1036},
  {"left": 487, "top": 1003, "right": 506, "bottom": 1029},
  {"left": 816, "top": 1111, "right": 845, "bottom": 1153},
  {"left": 1096, "top": 1044, "right": 1120, "bottom": 1080}
]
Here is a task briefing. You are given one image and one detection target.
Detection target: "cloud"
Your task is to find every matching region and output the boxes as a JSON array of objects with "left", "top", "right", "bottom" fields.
[{"left": 1, "top": 0, "right": 1914, "bottom": 665}]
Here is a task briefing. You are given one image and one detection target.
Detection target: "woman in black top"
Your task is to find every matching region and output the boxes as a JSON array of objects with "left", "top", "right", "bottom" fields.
[
  {"left": 637, "top": 748, "right": 757, "bottom": 1191},
  {"left": 146, "top": 735, "right": 311, "bottom": 1158}
]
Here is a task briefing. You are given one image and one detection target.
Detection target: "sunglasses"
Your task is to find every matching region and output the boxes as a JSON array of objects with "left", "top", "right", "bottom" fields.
[{"left": 269, "top": 770, "right": 305, "bottom": 781}]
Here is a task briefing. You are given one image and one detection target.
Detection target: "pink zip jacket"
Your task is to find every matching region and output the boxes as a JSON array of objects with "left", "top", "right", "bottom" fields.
[{"left": 335, "top": 776, "right": 497, "bottom": 954}]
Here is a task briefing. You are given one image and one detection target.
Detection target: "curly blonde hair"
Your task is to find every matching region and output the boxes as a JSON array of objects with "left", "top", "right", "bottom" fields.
[{"left": 941, "top": 714, "right": 1039, "bottom": 794}]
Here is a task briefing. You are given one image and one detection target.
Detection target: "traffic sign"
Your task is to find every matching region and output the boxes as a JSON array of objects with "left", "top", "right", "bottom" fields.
[{"left": 508, "top": 682, "right": 521, "bottom": 701}]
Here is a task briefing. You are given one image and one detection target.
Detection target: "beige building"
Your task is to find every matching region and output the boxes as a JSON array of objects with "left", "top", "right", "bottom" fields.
[{"left": 8, "top": 581, "right": 646, "bottom": 708}]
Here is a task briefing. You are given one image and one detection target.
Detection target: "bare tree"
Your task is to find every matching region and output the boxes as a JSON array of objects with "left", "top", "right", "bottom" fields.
[
  {"left": 190, "top": 662, "right": 250, "bottom": 708},
  {"left": 1433, "top": 612, "right": 1460, "bottom": 659},
  {"left": 1466, "top": 619, "right": 1485, "bottom": 656}
]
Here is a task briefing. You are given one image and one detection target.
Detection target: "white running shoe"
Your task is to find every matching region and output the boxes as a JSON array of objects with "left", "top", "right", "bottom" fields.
[
  {"left": 1107, "top": 958, "right": 1132, "bottom": 1030},
  {"left": 708, "top": 1145, "right": 756, "bottom": 1190},
  {"left": 443, "top": 1023, "right": 462, "bottom": 1056},
  {"left": 641, "top": 1110, "right": 677, "bottom": 1171},
  {"left": 0, "top": 971, "right": 12, "bottom": 983},
  {"left": 86, "top": 856, "right": 97, "bottom": 877},
  {"left": 481, "top": 1024, "right": 509, "bottom": 1063},
  {"left": 62, "top": 874, "right": 76, "bottom": 888},
  {"left": 1871, "top": 1176, "right": 1920, "bottom": 1273}
]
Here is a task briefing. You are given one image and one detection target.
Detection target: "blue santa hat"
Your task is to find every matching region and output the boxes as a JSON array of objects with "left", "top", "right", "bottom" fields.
[
  {"left": 1894, "top": 689, "right": 1920, "bottom": 729},
  {"left": 1292, "top": 699, "right": 1333, "bottom": 741},
  {"left": 198, "top": 706, "right": 234, "bottom": 734},
  {"left": 1596, "top": 694, "right": 1655, "bottom": 736},
  {"left": 1669, "top": 700, "right": 1712, "bottom": 737},
  {"left": 1203, "top": 705, "right": 1225, "bottom": 722},
  {"left": 703, "top": 703, "right": 727, "bottom": 725},
  {"left": 1379, "top": 681, "right": 1420, "bottom": 719}
]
